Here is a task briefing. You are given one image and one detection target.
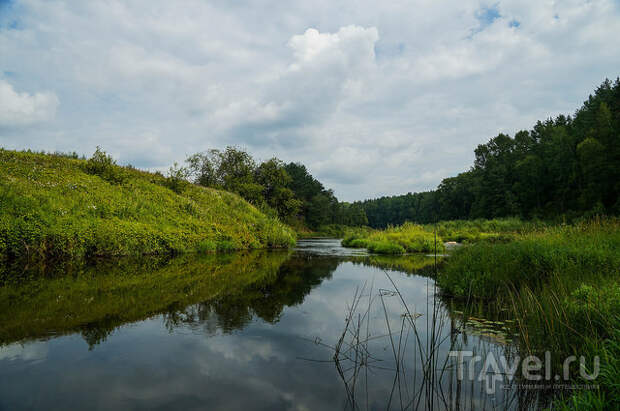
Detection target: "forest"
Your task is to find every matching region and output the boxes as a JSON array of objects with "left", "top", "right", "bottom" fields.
[{"left": 358, "top": 78, "right": 620, "bottom": 228}]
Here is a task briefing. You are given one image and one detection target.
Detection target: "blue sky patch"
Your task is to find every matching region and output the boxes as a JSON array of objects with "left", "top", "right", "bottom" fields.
[{"left": 476, "top": 4, "right": 501, "bottom": 26}]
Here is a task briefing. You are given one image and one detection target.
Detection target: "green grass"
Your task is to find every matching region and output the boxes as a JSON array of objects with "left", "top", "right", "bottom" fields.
[
  {"left": 0, "top": 149, "right": 296, "bottom": 260},
  {"left": 553, "top": 330, "right": 620, "bottom": 410},
  {"left": 342, "top": 222, "right": 443, "bottom": 254},
  {"left": 422, "top": 217, "right": 540, "bottom": 243},
  {"left": 437, "top": 218, "right": 620, "bottom": 408},
  {"left": 437, "top": 219, "right": 619, "bottom": 299}
]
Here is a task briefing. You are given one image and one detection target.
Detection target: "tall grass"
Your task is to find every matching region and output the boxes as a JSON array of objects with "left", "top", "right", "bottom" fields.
[
  {"left": 422, "top": 217, "right": 541, "bottom": 243},
  {"left": 342, "top": 222, "right": 443, "bottom": 254},
  {"left": 437, "top": 219, "right": 619, "bottom": 299},
  {"left": 0, "top": 149, "right": 296, "bottom": 260},
  {"left": 437, "top": 218, "right": 620, "bottom": 408}
]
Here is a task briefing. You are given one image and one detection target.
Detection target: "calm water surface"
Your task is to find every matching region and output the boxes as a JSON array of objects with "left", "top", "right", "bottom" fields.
[{"left": 0, "top": 239, "right": 530, "bottom": 410}]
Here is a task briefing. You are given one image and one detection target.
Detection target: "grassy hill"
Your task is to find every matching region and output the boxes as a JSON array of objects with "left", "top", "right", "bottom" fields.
[{"left": 0, "top": 149, "right": 296, "bottom": 260}]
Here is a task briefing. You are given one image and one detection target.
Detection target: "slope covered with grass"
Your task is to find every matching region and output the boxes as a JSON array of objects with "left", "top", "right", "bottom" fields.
[{"left": 0, "top": 149, "right": 296, "bottom": 260}]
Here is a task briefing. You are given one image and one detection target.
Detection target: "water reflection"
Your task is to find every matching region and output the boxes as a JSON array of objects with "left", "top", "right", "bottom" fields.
[
  {"left": 0, "top": 240, "right": 537, "bottom": 410},
  {"left": 0, "top": 250, "right": 296, "bottom": 347},
  {"left": 162, "top": 255, "right": 340, "bottom": 336}
]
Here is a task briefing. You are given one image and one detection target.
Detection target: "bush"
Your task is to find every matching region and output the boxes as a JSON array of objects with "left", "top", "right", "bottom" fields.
[
  {"left": 163, "top": 162, "right": 190, "bottom": 194},
  {"left": 196, "top": 240, "right": 217, "bottom": 253},
  {"left": 84, "top": 147, "right": 127, "bottom": 185}
]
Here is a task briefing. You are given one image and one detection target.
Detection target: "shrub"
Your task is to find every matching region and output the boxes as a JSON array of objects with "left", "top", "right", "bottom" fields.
[
  {"left": 163, "top": 162, "right": 190, "bottom": 194},
  {"left": 84, "top": 147, "right": 127, "bottom": 185},
  {"left": 196, "top": 240, "right": 217, "bottom": 253},
  {"left": 216, "top": 240, "right": 237, "bottom": 252}
]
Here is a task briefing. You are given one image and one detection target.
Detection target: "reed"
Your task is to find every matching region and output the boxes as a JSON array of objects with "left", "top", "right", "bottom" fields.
[{"left": 437, "top": 218, "right": 620, "bottom": 408}]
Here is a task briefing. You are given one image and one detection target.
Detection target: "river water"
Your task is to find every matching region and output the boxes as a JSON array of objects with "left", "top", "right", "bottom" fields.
[{"left": 0, "top": 239, "right": 532, "bottom": 410}]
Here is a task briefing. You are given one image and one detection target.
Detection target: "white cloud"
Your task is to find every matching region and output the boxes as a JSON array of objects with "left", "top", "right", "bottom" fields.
[
  {"left": 0, "top": 0, "right": 618, "bottom": 200},
  {"left": 288, "top": 26, "right": 378, "bottom": 69},
  {"left": 0, "top": 79, "right": 59, "bottom": 127}
]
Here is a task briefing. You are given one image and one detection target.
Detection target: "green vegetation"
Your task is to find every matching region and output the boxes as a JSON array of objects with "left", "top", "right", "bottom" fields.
[
  {"left": 342, "top": 222, "right": 444, "bottom": 254},
  {"left": 296, "top": 224, "right": 373, "bottom": 239},
  {"left": 0, "top": 149, "right": 295, "bottom": 260},
  {"left": 437, "top": 218, "right": 620, "bottom": 408},
  {"left": 423, "top": 217, "right": 539, "bottom": 243},
  {"left": 184, "top": 147, "right": 368, "bottom": 230},
  {"left": 437, "top": 219, "right": 619, "bottom": 299},
  {"left": 555, "top": 330, "right": 620, "bottom": 410},
  {"left": 358, "top": 78, "right": 620, "bottom": 227}
]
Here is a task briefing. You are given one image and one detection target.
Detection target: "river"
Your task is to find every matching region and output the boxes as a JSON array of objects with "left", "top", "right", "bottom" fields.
[{"left": 0, "top": 239, "right": 532, "bottom": 410}]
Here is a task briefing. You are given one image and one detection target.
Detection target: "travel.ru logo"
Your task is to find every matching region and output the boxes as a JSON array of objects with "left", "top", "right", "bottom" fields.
[{"left": 448, "top": 351, "right": 600, "bottom": 394}]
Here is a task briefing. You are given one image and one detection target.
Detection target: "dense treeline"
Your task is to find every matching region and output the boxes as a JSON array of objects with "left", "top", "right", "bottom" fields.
[
  {"left": 359, "top": 78, "right": 620, "bottom": 228},
  {"left": 183, "top": 147, "right": 368, "bottom": 230}
]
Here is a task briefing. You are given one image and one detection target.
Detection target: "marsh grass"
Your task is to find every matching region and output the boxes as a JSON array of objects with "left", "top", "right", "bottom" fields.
[
  {"left": 437, "top": 219, "right": 619, "bottom": 299},
  {"left": 342, "top": 222, "right": 443, "bottom": 254},
  {"left": 304, "top": 269, "right": 531, "bottom": 410},
  {"left": 0, "top": 149, "right": 296, "bottom": 260},
  {"left": 437, "top": 218, "right": 620, "bottom": 408},
  {"left": 422, "top": 217, "right": 540, "bottom": 243}
]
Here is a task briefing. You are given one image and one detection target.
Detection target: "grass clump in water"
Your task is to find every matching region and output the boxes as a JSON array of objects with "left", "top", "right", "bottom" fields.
[{"left": 342, "top": 222, "right": 443, "bottom": 254}]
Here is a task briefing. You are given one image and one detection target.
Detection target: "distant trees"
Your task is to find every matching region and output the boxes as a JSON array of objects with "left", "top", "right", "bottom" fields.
[
  {"left": 186, "top": 148, "right": 367, "bottom": 229},
  {"left": 360, "top": 78, "right": 620, "bottom": 227},
  {"left": 186, "top": 147, "right": 262, "bottom": 203},
  {"left": 184, "top": 79, "right": 619, "bottom": 229},
  {"left": 255, "top": 158, "right": 302, "bottom": 218}
]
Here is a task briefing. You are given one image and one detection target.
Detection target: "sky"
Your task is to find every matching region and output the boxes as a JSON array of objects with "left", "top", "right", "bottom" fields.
[{"left": 0, "top": 1, "right": 619, "bottom": 201}]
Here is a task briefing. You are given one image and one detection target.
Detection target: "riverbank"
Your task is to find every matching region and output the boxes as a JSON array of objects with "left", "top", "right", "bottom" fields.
[
  {"left": 437, "top": 218, "right": 620, "bottom": 408},
  {"left": 338, "top": 217, "right": 539, "bottom": 254},
  {"left": 0, "top": 149, "right": 296, "bottom": 260}
]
